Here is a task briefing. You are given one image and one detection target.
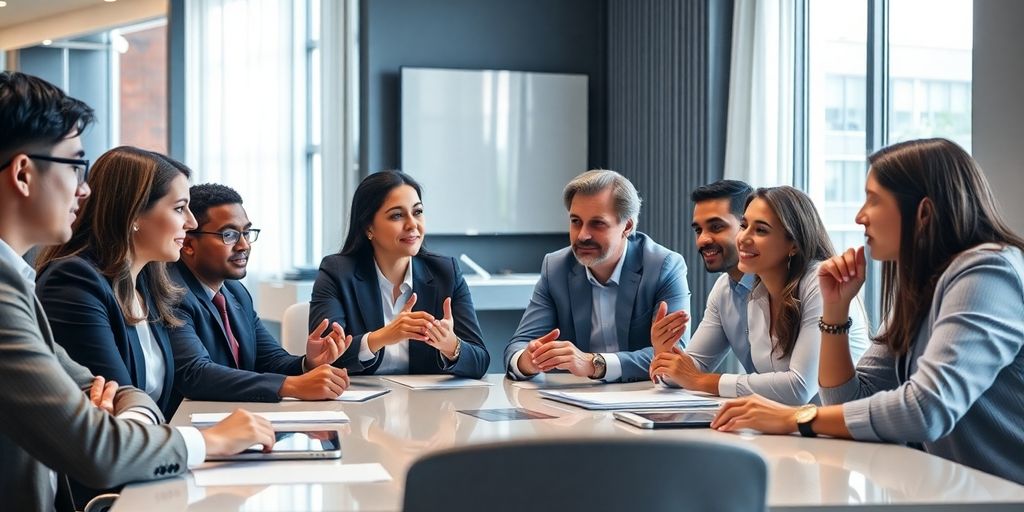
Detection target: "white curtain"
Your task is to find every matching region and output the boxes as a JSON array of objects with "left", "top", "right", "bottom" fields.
[
  {"left": 723, "top": 0, "right": 797, "bottom": 187},
  {"left": 184, "top": 0, "right": 300, "bottom": 277}
]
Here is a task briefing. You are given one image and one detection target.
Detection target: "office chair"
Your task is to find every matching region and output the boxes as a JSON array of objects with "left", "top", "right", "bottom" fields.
[
  {"left": 403, "top": 437, "right": 767, "bottom": 512},
  {"left": 280, "top": 301, "right": 311, "bottom": 356}
]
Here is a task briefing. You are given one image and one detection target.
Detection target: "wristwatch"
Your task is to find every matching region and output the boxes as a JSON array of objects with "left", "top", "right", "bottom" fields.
[
  {"left": 590, "top": 353, "right": 607, "bottom": 380},
  {"left": 795, "top": 404, "right": 818, "bottom": 437}
]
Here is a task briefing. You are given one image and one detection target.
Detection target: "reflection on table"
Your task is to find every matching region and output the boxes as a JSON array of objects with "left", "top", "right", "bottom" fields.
[{"left": 113, "top": 374, "right": 1024, "bottom": 511}]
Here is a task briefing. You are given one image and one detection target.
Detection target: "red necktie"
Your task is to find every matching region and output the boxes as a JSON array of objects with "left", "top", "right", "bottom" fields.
[{"left": 212, "top": 291, "right": 240, "bottom": 366}]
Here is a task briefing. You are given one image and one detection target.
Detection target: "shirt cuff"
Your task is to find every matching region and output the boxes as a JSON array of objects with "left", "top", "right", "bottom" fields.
[
  {"left": 117, "top": 407, "right": 159, "bottom": 425},
  {"left": 358, "top": 333, "right": 378, "bottom": 363},
  {"left": 600, "top": 353, "right": 622, "bottom": 382},
  {"left": 508, "top": 349, "right": 534, "bottom": 380},
  {"left": 842, "top": 399, "right": 881, "bottom": 441},
  {"left": 175, "top": 426, "right": 207, "bottom": 468},
  {"left": 718, "top": 373, "right": 740, "bottom": 397}
]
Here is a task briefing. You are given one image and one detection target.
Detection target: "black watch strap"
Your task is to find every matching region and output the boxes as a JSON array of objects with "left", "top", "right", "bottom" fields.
[{"left": 797, "top": 420, "right": 818, "bottom": 438}]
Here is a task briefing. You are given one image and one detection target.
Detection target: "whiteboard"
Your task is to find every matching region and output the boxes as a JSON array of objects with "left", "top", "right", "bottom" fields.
[{"left": 401, "top": 67, "right": 588, "bottom": 234}]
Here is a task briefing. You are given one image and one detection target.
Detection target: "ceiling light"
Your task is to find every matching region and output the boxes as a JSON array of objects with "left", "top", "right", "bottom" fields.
[
  {"left": 42, "top": 40, "right": 53, "bottom": 46},
  {"left": 0, "top": 1, "right": 8, "bottom": 8},
  {"left": 105, "top": 0, "right": 117, "bottom": 3}
]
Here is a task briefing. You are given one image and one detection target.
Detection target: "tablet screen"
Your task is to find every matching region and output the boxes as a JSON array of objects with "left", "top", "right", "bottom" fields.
[
  {"left": 199, "top": 430, "right": 344, "bottom": 461},
  {"left": 634, "top": 411, "right": 716, "bottom": 427},
  {"left": 240, "top": 431, "right": 341, "bottom": 454}
]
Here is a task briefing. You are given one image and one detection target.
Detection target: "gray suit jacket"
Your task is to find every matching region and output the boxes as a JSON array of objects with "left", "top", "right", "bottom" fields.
[
  {"left": 0, "top": 258, "right": 189, "bottom": 511},
  {"left": 504, "top": 232, "right": 691, "bottom": 382}
]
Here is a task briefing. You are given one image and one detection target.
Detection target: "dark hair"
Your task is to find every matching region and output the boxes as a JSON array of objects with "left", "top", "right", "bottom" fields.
[
  {"left": 189, "top": 183, "right": 244, "bottom": 228},
  {"left": 691, "top": 180, "right": 753, "bottom": 218},
  {"left": 0, "top": 71, "right": 94, "bottom": 165},
  {"left": 340, "top": 170, "right": 423, "bottom": 256},
  {"left": 745, "top": 186, "right": 836, "bottom": 358},
  {"left": 869, "top": 138, "right": 1024, "bottom": 354},
  {"left": 36, "top": 146, "right": 193, "bottom": 327}
]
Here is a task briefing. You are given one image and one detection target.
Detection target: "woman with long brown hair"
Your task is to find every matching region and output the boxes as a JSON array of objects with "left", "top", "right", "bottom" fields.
[
  {"left": 651, "top": 186, "right": 869, "bottom": 404},
  {"left": 711, "top": 138, "right": 1024, "bottom": 485},
  {"left": 35, "top": 146, "right": 197, "bottom": 418}
]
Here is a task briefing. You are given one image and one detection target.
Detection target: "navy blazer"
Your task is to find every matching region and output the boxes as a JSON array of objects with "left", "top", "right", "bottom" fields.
[
  {"left": 309, "top": 251, "right": 489, "bottom": 378},
  {"left": 35, "top": 255, "right": 179, "bottom": 417},
  {"left": 168, "top": 261, "right": 304, "bottom": 402},
  {"left": 504, "top": 232, "right": 691, "bottom": 382}
]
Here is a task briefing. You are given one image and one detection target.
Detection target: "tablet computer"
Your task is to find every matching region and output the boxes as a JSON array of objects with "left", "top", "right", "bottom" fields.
[
  {"left": 613, "top": 411, "right": 717, "bottom": 429},
  {"left": 206, "top": 430, "right": 342, "bottom": 461}
]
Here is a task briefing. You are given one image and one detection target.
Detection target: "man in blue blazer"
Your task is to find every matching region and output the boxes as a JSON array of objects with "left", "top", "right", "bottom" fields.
[
  {"left": 170, "top": 184, "right": 352, "bottom": 402},
  {"left": 505, "top": 170, "right": 691, "bottom": 383}
]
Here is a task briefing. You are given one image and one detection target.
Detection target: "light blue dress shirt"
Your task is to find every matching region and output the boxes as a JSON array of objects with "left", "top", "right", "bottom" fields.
[
  {"left": 511, "top": 243, "right": 629, "bottom": 381},
  {"left": 687, "top": 264, "right": 870, "bottom": 405}
]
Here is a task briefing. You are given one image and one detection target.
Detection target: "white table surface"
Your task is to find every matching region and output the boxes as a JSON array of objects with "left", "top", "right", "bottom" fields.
[{"left": 113, "top": 374, "right": 1024, "bottom": 511}]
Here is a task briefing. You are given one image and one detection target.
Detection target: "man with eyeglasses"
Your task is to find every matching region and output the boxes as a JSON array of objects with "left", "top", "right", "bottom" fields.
[
  {"left": 0, "top": 71, "right": 277, "bottom": 511},
  {"left": 169, "top": 183, "right": 353, "bottom": 402}
]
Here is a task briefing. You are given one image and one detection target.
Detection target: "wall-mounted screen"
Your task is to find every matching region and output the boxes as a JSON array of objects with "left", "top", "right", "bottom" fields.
[{"left": 401, "top": 67, "right": 588, "bottom": 234}]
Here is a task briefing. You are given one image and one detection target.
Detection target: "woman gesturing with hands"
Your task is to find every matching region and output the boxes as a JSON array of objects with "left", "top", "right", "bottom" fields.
[
  {"left": 710, "top": 139, "right": 1024, "bottom": 486},
  {"left": 309, "top": 171, "right": 489, "bottom": 378}
]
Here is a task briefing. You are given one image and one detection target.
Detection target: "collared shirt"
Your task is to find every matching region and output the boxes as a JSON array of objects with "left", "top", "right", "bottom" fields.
[
  {"left": 685, "top": 272, "right": 756, "bottom": 373},
  {"left": 0, "top": 237, "right": 36, "bottom": 290},
  {"left": 510, "top": 244, "right": 628, "bottom": 381},
  {"left": 689, "top": 265, "right": 869, "bottom": 405},
  {"left": 357, "top": 260, "right": 414, "bottom": 374},
  {"left": 133, "top": 321, "right": 165, "bottom": 403}
]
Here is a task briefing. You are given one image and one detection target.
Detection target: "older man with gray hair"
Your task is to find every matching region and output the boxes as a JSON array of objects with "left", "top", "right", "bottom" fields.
[{"left": 504, "top": 169, "right": 691, "bottom": 382}]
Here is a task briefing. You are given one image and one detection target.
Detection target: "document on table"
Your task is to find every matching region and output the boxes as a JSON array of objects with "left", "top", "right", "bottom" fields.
[
  {"left": 282, "top": 388, "right": 391, "bottom": 403},
  {"left": 380, "top": 375, "right": 493, "bottom": 389},
  {"left": 190, "top": 410, "right": 349, "bottom": 425},
  {"left": 193, "top": 461, "right": 391, "bottom": 486},
  {"left": 511, "top": 373, "right": 604, "bottom": 390},
  {"left": 539, "top": 387, "right": 721, "bottom": 411}
]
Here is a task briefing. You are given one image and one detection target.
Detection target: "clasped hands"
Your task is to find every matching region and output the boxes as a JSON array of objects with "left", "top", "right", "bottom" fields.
[{"left": 368, "top": 293, "right": 461, "bottom": 360}]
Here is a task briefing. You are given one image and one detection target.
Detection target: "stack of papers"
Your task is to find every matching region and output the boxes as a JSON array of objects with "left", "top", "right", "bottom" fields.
[
  {"left": 380, "top": 375, "right": 493, "bottom": 390},
  {"left": 539, "top": 388, "right": 721, "bottom": 411},
  {"left": 190, "top": 410, "right": 349, "bottom": 425}
]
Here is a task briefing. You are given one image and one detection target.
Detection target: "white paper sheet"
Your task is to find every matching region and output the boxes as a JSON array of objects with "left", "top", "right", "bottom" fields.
[
  {"left": 281, "top": 388, "right": 391, "bottom": 402},
  {"left": 380, "top": 375, "right": 493, "bottom": 389},
  {"left": 540, "top": 388, "right": 722, "bottom": 410},
  {"left": 193, "top": 461, "right": 391, "bottom": 486},
  {"left": 190, "top": 410, "right": 349, "bottom": 425},
  {"left": 511, "top": 374, "right": 604, "bottom": 389}
]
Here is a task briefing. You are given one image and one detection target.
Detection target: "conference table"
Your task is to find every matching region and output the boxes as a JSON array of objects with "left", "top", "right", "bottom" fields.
[{"left": 113, "top": 374, "right": 1024, "bottom": 511}]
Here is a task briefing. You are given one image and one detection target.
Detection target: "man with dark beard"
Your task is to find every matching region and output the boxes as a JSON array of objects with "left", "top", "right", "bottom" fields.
[
  {"left": 648, "top": 180, "right": 759, "bottom": 388},
  {"left": 503, "top": 170, "right": 691, "bottom": 383}
]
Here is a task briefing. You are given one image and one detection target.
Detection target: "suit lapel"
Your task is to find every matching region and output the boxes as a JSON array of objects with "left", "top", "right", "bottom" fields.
[
  {"left": 31, "top": 295, "right": 56, "bottom": 349},
  {"left": 354, "top": 256, "right": 385, "bottom": 332},
  {"left": 615, "top": 238, "right": 643, "bottom": 351},
  {"left": 568, "top": 263, "right": 593, "bottom": 351},
  {"left": 409, "top": 257, "right": 436, "bottom": 373},
  {"left": 176, "top": 263, "right": 236, "bottom": 367}
]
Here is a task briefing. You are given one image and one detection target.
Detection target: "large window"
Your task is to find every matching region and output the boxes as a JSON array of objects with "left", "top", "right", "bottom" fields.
[{"left": 805, "top": 0, "right": 973, "bottom": 321}]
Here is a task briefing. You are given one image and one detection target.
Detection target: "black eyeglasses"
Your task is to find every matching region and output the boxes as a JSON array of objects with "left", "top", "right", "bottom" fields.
[
  {"left": 188, "top": 229, "right": 261, "bottom": 245},
  {"left": 1, "top": 154, "right": 90, "bottom": 186}
]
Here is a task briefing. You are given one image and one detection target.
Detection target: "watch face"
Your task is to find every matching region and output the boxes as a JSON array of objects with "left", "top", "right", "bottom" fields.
[{"left": 795, "top": 405, "right": 816, "bottom": 423}]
